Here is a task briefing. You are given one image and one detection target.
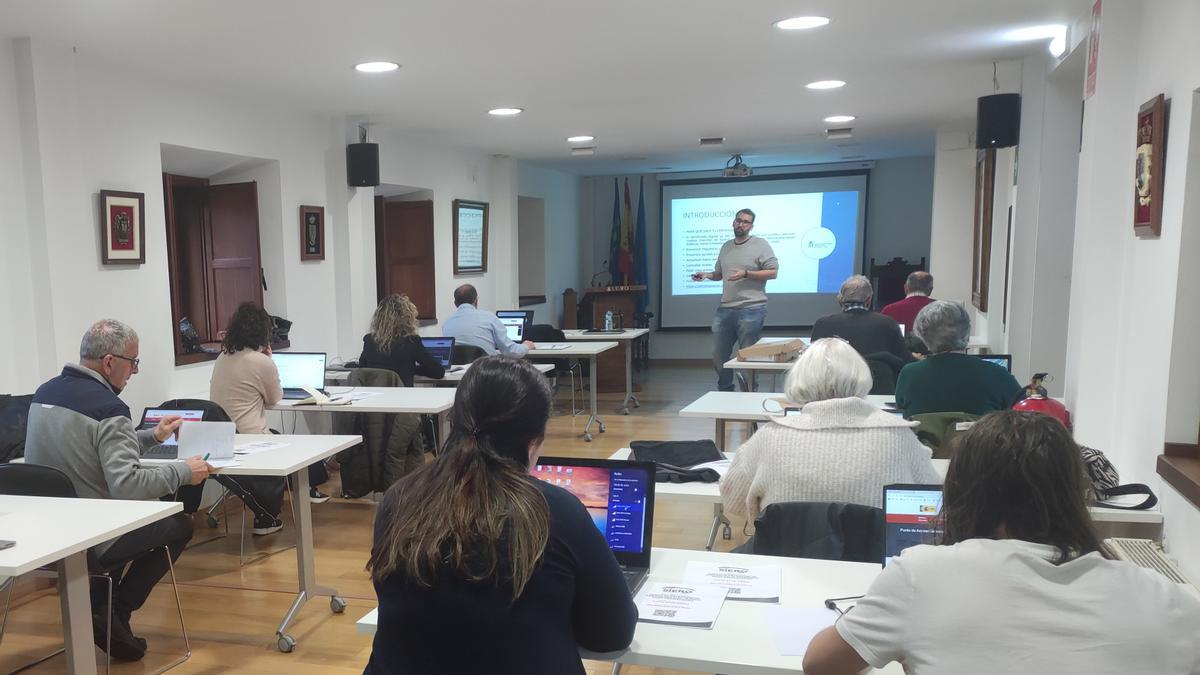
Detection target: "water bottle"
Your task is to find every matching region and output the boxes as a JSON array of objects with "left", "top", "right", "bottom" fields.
[{"left": 604, "top": 308, "right": 614, "bottom": 331}]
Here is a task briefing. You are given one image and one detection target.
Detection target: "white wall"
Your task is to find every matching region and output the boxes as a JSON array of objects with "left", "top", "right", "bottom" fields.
[
  {"left": 0, "top": 38, "right": 519, "bottom": 423},
  {"left": 928, "top": 130, "right": 978, "bottom": 317},
  {"left": 517, "top": 162, "right": 584, "bottom": 327},
  {"left": 517, "top": 196, "right": 546, "bottom": 298},
  {"left": 865, "top": 156, "right": 935, "bottom": 267},
  {"left": 1063, "top": 0, "right": 1200, "bottom": 578}
]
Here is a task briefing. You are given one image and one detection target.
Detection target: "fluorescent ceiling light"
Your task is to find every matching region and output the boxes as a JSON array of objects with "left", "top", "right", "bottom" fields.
[
  {"left": 824, "top": 115, "right": 856, "bottom": 124},
  {"left": 1004, "top": 24, "right": 1068, "bottom": 57},
  {"left": 806, "top": 80, "right": 846, "bottom": 90},
  {"left": 774, "top": 16, "right": 830, "bottom": 30},
  {"left": 354, "top": 61, "right": 399, "bottom": 73},
  {"left": 488, "top": 107, "right": 524, "bottom": 116},
  {"left": 566, "top": 135, "right": 595, "bottom": 143}
]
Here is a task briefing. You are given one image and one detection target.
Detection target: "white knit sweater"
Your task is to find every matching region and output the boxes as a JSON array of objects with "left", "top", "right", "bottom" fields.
[{"left": 719, "top": 397, "right": 941, "bottom": 517}]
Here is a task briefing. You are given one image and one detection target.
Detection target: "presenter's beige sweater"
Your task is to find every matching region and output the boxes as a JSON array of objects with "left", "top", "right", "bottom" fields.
[{"left": 720, "top": 397, "right": 940, "bottom": 517}]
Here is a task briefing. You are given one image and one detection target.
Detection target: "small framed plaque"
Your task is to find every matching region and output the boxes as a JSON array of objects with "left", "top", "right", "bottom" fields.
[
  {"left": 100, "top": 189, "right": 146, "bottom": 265},
  {"left": 453, "top": 199, "right": 488, "bottom": 275},
  {"left": 300, "top": 205, "right": 325, "bottom": 261},
  {"left": 1133, "top": 94, "right": 1166, "bottom": 237}
]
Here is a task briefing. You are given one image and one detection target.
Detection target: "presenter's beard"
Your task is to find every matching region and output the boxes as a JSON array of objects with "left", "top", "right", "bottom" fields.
[{"left": 733, "top": 226, "right": 750, "bottom": 238}]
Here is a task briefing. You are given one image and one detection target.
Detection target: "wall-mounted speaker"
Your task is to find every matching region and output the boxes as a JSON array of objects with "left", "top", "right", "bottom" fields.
[
  {"left": 976, "top": 93, "right": 1021, "bottom": 149},
  {"left": 346, "top": 143, "right": 380, "bottom": 187}
]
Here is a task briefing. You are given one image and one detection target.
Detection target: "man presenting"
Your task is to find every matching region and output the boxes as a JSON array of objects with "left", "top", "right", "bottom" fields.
[
  {"left": 443, "top": 284, "right": 535, "bottom": 357},
  {"left": 25, "top": 319, "right": 212, "bottom": 661},
  {"left": 692, "top": 208, "right": 779, "bottom": 391}
]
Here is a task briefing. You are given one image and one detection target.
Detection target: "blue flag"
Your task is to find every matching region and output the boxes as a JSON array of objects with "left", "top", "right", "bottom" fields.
[
  {"left": 633, "top": 176, "right": 649, "bottom": 314},
  {"left": 607, "top": 177, "right": 621, "bottom": 286}
]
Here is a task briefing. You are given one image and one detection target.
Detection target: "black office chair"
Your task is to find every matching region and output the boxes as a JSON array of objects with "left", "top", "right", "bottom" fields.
[
  {"left": 525, "top": 324, "right": 585, "bottom": 415},
  {"left": 0, "top": 463, "right": 191, "bottom": 673},
  {"left": 748, "top": 501, "right": 885, "bottom": 564},
  {"left": 450, "top": 343, "right": 487, "bottom": 365},
  {"left": 863, "top": 352, "right": 906, "bottom": 395}
]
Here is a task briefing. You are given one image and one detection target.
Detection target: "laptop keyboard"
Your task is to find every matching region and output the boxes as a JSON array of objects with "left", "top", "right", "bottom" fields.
[{"left": 143, "top": 446, "right": 179, "bottom": 460}]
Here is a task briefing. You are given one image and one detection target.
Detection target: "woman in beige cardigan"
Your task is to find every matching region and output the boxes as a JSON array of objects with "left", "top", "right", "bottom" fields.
[{"left": 720, "top": 338, "right": 940, "bottom": 518}]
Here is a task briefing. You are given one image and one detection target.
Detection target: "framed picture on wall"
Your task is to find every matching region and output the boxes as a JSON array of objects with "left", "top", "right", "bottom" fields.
[
  {"left": 99, "top": 189, "right": 146, "bottom": 265},
  {"left": 453, "top": 199, "right": 489, "bottom": 275},
  {"left": 300, "top": 205, "right": 325, "bottom": 260},
  {"left": 1133, "top": 94, "right": 1166, "bottom": 237},
  {"left": 971, "top": 148, "right": 996, "bottom": 312}
]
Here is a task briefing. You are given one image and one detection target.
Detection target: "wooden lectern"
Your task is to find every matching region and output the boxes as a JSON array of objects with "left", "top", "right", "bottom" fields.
[{"left": 563, "top": 285, "right": 646, "bottom": 393}]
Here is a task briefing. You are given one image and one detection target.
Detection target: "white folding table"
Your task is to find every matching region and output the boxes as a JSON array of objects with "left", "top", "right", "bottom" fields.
[
  {"left": 528, "top": 341, "right": 618, "bottom": 441},
  {"left": 270, "top": 386, "right": 456, "bottom": 446},
  {"left": 561, "top": 328, "right": 650, "bottom": 414},
  {"left": 209, "top": 434, "right": 361, "bottom": 652},
  {"left": 356, "top": 547, "right": 902, "bottom": 674},
  {"left": 680, "top": 392, "right": 896, "bottom": 450},
  {"left": 0, "top": 496, "right": 183, "bottom": 674},
  {"left": 328, "top": 363, "right": 554, "bottom": 386},
  {"left": 721, "top": 336, "right": 810, "bottom": 392}
]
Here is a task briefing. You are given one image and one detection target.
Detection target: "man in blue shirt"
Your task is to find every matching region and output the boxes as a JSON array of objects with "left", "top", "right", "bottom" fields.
[{"left": 443, "top": 284, "right": 534, "bottom": 357}]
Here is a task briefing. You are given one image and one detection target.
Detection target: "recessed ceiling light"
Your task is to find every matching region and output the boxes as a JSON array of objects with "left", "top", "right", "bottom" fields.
[
  {"left": 354, "top": 61, "right": 400, "bottom": 73},
  {"left": 488, "top": 107, "right": 523, "bottom": 116},
  {"left": 824, "top": 115, "right": 857, "bottom": 124},
  {"left": 806, "top": 80, "right": 846, "bottom": 90},
  {"left": 566, "top": 135, "right": 595, "bottom": 143},
  {"left": 774, "top": 16, "right": 830, "bottom": 30}
]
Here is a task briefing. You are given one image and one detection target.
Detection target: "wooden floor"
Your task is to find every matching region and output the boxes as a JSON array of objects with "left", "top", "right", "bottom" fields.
[{"left": 0, "top": 364, "right": 762, "bottom": 674}]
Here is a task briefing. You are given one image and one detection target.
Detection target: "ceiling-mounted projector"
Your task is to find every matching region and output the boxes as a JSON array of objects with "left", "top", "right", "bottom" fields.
[{"left": 722, "top": 153, "right": 753, "bottom": 178}]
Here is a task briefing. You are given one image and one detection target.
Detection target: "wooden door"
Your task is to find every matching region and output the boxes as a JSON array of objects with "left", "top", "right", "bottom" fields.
[
  {"left": 206, "top": 182, "right": 264, "bottom": 336},
  {"left": 376, "top": 199, "right": 436, "bottom": 320},
  {"left": 163, "top": 173, "right": 212, "bottom": 345}
]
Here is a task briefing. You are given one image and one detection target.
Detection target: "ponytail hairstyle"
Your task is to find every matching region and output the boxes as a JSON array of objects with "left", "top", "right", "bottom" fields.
[
  {"left": 367, "top": 356, "right": 553, "bottom": 599},
  {"left": 941, "top": 411, "right": 1109, "bottom": 564}
]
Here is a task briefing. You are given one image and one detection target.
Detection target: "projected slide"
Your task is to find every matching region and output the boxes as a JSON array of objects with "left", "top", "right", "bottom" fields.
[
  {"left": 659, "top": 171, "right": 869, "bottom": 328},
  {"left": 671, "top": 192, "right": 858, "bottom": 297}
]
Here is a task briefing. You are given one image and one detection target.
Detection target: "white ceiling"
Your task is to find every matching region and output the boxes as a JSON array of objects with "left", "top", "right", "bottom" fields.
[{"left": 2, "top": 0, "right": 1089, "bottom": 175}]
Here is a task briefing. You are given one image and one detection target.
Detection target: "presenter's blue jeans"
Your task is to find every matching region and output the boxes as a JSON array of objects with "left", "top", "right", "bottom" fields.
[{"left": 712, "top": 304, "right": 767, "bottom": 391}]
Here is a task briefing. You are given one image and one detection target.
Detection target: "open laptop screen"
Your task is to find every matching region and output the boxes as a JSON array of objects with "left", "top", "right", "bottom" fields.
[
  {"left": 139, "top": 408, "right": 204, "bottom": 445},
  {"left": 496, "top": 310, "right": 531, "bottom": 342},
  {"left": 974, "top": 353, "right": 1013, "bottom": 373},
  {"left": 420, "top": 337, "right": 454, "bottom": 368},
  {"left": 271, "top": 352, "right": 327, "bottom": 389},
  {"left": 531, "top": 457, "right": 654, "bottom": 566},
  {"left": 883, "top": 484, "right": 944, "bottom": 566}
]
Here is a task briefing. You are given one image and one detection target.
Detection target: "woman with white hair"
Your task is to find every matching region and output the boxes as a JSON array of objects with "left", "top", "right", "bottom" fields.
[
  {"left": 720, "top": 338, "right": 940, "bottom": 517},
  {"left": 895, "top": 301, "right": 1021, "bottom": 416}
]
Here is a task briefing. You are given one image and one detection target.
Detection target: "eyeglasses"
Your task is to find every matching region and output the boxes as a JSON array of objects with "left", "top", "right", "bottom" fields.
[
  {"left": 108, "top": 354, "right": 140, "bottom": 369},
  {"left": 733, "top": 217, "right": 754, "bottom": 225}
]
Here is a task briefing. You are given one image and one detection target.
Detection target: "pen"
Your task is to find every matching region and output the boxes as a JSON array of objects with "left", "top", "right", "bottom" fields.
[{"left": 202, "top": 453, "right": 210, "bottom": 461}]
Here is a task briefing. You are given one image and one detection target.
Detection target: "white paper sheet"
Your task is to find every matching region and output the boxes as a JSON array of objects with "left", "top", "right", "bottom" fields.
[
  {"left": 178, "top": 421, "right": 236, "bottom": 459},
  {"left": 683, "top": 561, "right": 781, "bottom": 602},
  {"left": 765, "top": 606, "right": 839, "bottom": 656},
  {"left": 208, "top": 458, "right": 241, "bottom": 469},
  {"left": 533, "top": 343, "right": 570, "bottom": 350},
  {"left": 690, "top": 459, "right": 732, "bottom": 478},
  {"left": 634, "top": 582, "right": 728, "bottom": 629},
  {"left": 234, "top": 441, "right": 289, "bottom": 455}
]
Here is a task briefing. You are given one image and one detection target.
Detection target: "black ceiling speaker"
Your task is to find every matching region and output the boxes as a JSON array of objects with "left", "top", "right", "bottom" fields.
[
  {"left": 347, "top": 142, "right": 380, "bottom": 187},
  {"left": 976, "top": 93, "right": 1021, "bottom": 149}
]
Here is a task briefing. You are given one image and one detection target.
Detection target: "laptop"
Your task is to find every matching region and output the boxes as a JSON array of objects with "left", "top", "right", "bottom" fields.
[
  {"left": 532, "top": 457, "right": 656, "bottom": 593},
  {"left": 138, "top": 408, "right": 205, "bottom": 459},
  {"left": 272, "top": 351, "right": 329, "bottom": 399},
  {"left": 975, "top": 353, "right": 1013, "bottom": 373},
  {"left": 420, "top": 336, "right": 455, "bottom": 369},
  {"left": 882, "top": 484, "right": 944, "bottom": 566},
  {"left": 496, "top": 310, "right": 533, "bottom": 343}
]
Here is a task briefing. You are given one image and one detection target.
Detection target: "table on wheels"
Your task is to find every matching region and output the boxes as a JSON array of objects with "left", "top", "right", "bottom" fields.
[
  {"left": 528, "top": 341, "right": 618, "bottom": 441},
  {"left": 561, "top": 328, "right": 650, "bottom": 414}
]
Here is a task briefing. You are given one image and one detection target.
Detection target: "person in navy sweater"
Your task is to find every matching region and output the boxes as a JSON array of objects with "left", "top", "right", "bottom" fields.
[{"left": 365, "top": 356, "right": 637, "bottom": 674}]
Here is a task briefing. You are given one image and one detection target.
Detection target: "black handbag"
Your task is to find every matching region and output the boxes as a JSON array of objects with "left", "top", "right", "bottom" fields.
[{"left": 630, "top": 440, "right": 723, "bottom": 483}]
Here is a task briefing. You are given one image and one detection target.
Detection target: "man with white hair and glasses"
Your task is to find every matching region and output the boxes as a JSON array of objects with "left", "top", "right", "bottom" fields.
[
  {"left": 25, "top": 319, "right": 212, "bottom": 661},
  {"left": 811, "top": 275, "right": 910, "bottom": 363}
]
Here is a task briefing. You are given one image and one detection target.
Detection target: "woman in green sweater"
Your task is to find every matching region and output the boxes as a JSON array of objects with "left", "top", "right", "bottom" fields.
[{"left": 895, "top": 301, "right": 1021, "bottom": 416}]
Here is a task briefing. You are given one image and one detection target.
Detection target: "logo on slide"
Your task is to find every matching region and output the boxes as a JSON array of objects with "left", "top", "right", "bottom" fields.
[{"left": 800, "top": 227, "right": 836, "bottom": 260}]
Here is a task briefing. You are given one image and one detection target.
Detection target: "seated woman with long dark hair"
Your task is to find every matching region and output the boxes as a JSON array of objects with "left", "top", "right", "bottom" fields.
[
  {"left": 365, "top": 356, "right": 637, "bottom": 674},
  {"left": 803, "top": 411, "right": 1200, "bottom": 674}
]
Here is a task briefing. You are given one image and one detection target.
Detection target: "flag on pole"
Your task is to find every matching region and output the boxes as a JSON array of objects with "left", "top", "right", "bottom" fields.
[
  {"left": 617, "top": 178, "right": 634, "bottom": 285},
  {"left": 633, "top": 176, "right": 649, "bottom": 313},
  {"left": 607, "top": 178, "right": 621, "bottom": 286}
]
